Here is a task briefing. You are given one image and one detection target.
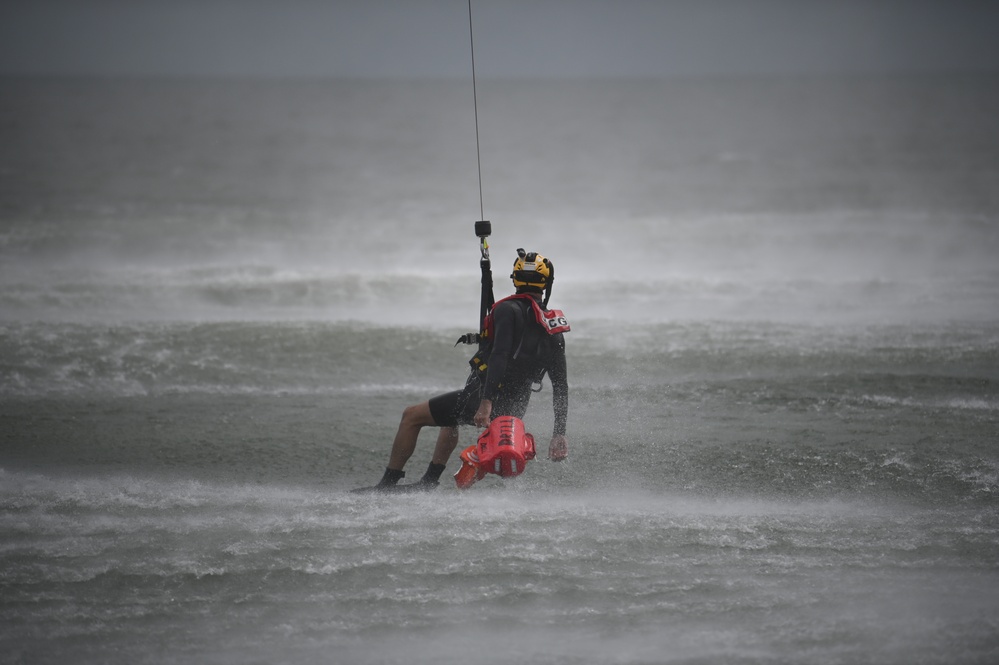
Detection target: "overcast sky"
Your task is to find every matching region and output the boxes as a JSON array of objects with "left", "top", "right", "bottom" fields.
[{"left": 2, "top": 0, "right": 998, "bottom": 79}]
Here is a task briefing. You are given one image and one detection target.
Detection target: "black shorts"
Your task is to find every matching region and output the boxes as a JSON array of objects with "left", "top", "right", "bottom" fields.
[{"left": 428, "top": 379, "right": 531, "bottom": 427}]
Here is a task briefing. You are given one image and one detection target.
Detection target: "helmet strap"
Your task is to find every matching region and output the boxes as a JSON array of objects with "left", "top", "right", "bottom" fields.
[{"left": 542, "top": 258, "right": 554, "bottom": 308}]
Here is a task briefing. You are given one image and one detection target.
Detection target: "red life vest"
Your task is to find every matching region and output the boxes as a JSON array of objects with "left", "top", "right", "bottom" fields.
[
  {"left": 482, "top": 294, "right": 570, "bottom": 339},
  {"left": 469, "top": 294, "right": 569, "bottom": 378}
]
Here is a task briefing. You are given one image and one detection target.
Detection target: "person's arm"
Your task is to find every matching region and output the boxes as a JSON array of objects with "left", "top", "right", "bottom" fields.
[
  {"left": 548, "top": 337, "right": 569, "bottom": 460},
  {"left": 549, "top": 434, "right": 568, "bottom": 461},
  {"left": 473, "top": 399, "right": 492, "bottom": 427}
]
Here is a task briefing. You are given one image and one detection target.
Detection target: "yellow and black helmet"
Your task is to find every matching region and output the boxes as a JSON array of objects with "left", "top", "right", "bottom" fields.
[{"left": 511, "top": 248, "right": 554, "bottom": 298}]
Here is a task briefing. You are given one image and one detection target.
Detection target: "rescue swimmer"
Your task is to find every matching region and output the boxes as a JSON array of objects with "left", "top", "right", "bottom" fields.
[{"left": 354, "top": 249, "right": 569, "bottom": 492}]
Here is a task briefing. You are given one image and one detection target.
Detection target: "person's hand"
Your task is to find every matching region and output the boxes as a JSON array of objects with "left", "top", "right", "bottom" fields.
[
  {"left": 548, "top": 435, "right": 568, "bottom": 461},
  {"left": 473, "top": 399, "right": 493, "bottom": 428}
]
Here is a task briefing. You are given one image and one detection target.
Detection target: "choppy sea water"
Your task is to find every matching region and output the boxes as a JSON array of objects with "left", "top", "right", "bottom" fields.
[{"left": 2, "top": 75, "right": 998, "bottom": 664}]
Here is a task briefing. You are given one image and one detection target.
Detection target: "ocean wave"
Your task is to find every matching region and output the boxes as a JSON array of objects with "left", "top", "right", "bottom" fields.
[
  {"left": 3, "top": 252, "right": 997, "bottom": 328},
  {"left": 860, "top": 394, "right": 998, "bottom": 411},
  {"left": 0, "top": 265, "right": 478, "bottom": 325},
  {"left": 2, "top": 319, "right": 996, "bottom": 398},
  {"left": 0, "top": 320, "right": 473, "bottom": 397}
]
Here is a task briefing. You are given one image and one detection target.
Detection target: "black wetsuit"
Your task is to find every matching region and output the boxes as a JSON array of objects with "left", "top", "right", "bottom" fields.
[{"left": 428, "top": 294, "right": 568, "bottom": 436}]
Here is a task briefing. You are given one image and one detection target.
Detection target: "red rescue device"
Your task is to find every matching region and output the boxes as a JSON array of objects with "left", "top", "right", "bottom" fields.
[{"left": 454, "top": 416, "right": 536, "bottom": 489}]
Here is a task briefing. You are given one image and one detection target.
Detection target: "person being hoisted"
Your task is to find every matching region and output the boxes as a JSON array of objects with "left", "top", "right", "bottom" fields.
[{"left": 354, "top": 248, "right": 570, "bottom": 492}]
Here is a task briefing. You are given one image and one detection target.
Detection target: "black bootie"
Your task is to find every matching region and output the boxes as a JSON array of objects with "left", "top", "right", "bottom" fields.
[
  {"left": 390, "top": 463, "right": 446, "bottom": 493},
  {"left": 377, "top": 467, "right": 406, "bottom": 488},
  {"left": 420, "top": 462, "right": 446, "bottom": 485},
  {"left": 350, "top": 467, "right": 405, "bottom": 493}
]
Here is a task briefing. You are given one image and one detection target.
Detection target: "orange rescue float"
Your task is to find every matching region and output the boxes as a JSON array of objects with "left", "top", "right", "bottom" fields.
[{"left": 454, "top": 416, "right": 536, "bottom": 489}]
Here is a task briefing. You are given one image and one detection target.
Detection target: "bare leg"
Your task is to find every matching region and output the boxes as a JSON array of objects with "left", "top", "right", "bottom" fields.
[
  {"left": 387, "top": 401, "right": 437, "bottom": 470},
  {"left": 431, "top": 426, "right": 460, "bottom": 466}
]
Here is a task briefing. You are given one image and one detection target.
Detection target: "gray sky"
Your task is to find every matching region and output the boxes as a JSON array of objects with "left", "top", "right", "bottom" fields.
[{"left": 2, "top": 0, "right": 998, "bottom": 78}]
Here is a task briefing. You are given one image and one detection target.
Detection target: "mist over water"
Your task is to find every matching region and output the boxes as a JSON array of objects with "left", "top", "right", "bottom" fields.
[
  {"left": 2, "top": 76, "right": 997, "bottom": 327},
  {"left": 2, "top": 75, "right": 999, "bottom": 664}
]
